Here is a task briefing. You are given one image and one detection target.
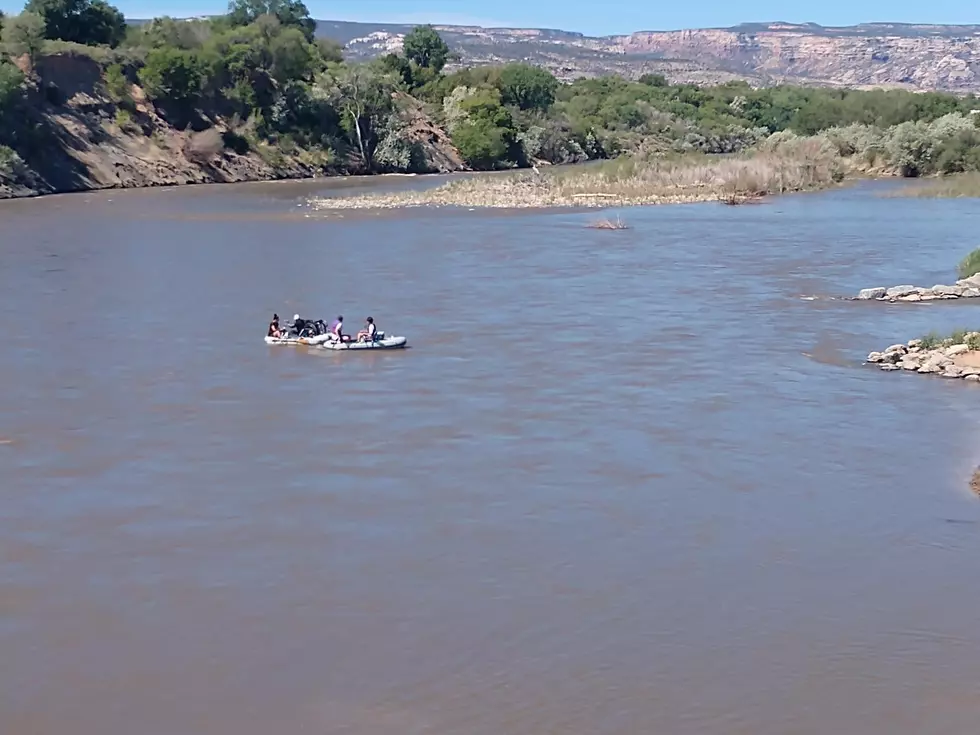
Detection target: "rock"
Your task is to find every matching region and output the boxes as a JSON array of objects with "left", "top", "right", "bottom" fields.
[
  {"left": 907, "top": 338, "right": 923, "bottom": 348},
  {"left": 942, "top": 366, "right": 964, "bottom": 378},
  {"left": 867, "top": 351, "right": 885, "bottom": 363},
  {"left": 880, "top": 363, "right": 900, "bottom": 371},
  {"left": 956, "top": 275, "right": 980, "bottom": 289},
  {"left": 946, "top": 343, "right": 970, "bottom": 357},
  {"left": 901, "top": 355, "right": 924, "bottom": 370},
  {"left": 966, "top": 374, "right": 980, "bottom": 382},
  {"left": 932, "top": 284, "right": 965, "bottom": 297},
  {"left": 898, "top": 293, "right": 922, "bottom": 302},
  {"left": 964, "top": 288, "right": 980, "bottom": 298},
  {"left": 885, "top": 285, "right": 920, "bottom": 299},
  {"left": 918, "top": 354, "right": 950, "bottom": 374},
  {"left": 961, "top": 367, "right": 980, "bottom": 376},
  {"left": 857, "top": 287, "right": 887, "bottom": 300},
  {"left": 885, "top": 344, "right": 908, "bottom": 355}
]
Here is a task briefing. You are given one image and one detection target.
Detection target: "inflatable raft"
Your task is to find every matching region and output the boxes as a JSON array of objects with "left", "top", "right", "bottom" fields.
[
  {"left": 264, "top": 333, "right": 334, "bottom": 346},
  {"left": 322, "top": 335, "right": 408, "bottom": 350}
]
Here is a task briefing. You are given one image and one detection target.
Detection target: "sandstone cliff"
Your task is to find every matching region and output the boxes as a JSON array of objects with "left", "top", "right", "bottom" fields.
[
  {"left": 615, "top": 23, "right": 980, "bottom": 91},
  {"left": 328, "top": 19, "right": 980, "bottom": 92}
]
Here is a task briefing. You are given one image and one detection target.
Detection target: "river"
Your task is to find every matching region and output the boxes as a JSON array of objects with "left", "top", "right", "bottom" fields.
[{"left": 2, "top": 177, "right": 980, "bottom": 735}]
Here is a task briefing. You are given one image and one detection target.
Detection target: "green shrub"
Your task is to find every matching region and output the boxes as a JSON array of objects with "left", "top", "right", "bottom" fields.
[
  {"left": 919, "top": 331, "right": 944, "bottom": 350},
  {"left": 103, "top": 62, "right": 130, "bottom": 101},
  {"left": 139, "top": 47, "right": 202, "bottom": 104},
  {"left": 221, "top": 129, "right": 250, "bottom": 154},
  {"left": 958, "top": 248, "right": 980, "bottom": 279}
]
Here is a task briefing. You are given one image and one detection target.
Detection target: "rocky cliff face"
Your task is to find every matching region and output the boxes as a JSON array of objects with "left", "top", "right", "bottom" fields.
[
  {"left": 615, "top": 23, "right": 980, "bottom": 91},
  {"left": 328, "top": 20, "right": 980, "bottom": 92}
]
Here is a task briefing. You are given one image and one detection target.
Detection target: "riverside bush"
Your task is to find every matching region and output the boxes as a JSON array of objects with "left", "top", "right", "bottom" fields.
[{"left": 958, "top": 248, "right": 980, "bottom": 279}]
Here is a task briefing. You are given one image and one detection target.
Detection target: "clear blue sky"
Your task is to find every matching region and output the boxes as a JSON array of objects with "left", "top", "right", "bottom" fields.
[{"left": 2, "top": 0, "right": 977, "bottom": 35}]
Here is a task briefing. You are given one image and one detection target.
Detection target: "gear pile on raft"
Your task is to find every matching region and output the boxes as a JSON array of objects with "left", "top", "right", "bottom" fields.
[{"left": 264, "top": 313, "right": 407, "bottom": 350}]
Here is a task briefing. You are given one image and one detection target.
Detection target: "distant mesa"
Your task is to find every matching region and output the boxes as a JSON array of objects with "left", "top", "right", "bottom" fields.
[{"left": 309, "top": 18, "right": 980, "bottom": 92}]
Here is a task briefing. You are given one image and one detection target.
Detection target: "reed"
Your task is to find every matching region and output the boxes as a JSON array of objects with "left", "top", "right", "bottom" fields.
[
  {"left": 887, "top": 172, "right": 980, "bottom": 199},
  {"left": 309, "top": 138, "right": 846, "bottom": 211}
]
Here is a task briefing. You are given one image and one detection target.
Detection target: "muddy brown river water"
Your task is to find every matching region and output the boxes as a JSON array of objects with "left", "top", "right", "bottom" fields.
[{"left": 3, "top": 177, "right": 980, "bottom": 734}]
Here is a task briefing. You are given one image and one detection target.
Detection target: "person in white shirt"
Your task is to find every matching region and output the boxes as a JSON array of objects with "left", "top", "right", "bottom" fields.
[{"left": 357, "top": 316, "right": 378, "bottom": 342}]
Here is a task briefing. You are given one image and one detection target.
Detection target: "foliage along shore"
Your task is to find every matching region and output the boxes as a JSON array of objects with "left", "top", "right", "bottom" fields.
[{"left": 2, "top": 1, "right": 980, "bottom": 200}]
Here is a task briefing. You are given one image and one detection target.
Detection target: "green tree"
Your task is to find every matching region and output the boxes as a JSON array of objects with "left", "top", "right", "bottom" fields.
[
  {"left": 25, "top": 0, "right": 126, "bottom": 47},
  {"left": 314, "top": 63, "right": 397, "bottom": 171},
  {"left": 226, "top": 0, "right": 316, "bottom": 42},
  {"left": 269, "top": 26, "right": 318, "bottom": 83},
  {"left": 139, "top": 47, "right": 204, "bottom": 106},
  {"left": 131, "top": 16, "right": 210, "bottom": 50},
  {"left": 638, "top": 73, "right": 668, "bottom": 87},
  {"left": 453, "top": 117, "right": 509, "bottom": 168},
  {"left": 0, "top": 60, "right": 24, "bottom": 113},
  {"left": 498, "top": 63, "right": 558, "bottom": 111},
  {"left": 379, "top": 52, "right": 413, "bottom": 87},
  {"left": 2, "top": 13, "right": 46, "bottom": 72},
  {"left": 446, "top": 85, "right": 522, "bottom": 168},
  {"left": 315, "top": 37, "right": 343, "bottom": 64},
  {"left": 402, "top": 24, "right": 450, "bottom": 72}
]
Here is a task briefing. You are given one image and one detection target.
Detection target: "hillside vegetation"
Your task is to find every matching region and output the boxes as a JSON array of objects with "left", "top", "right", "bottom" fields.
[{"left": 1, "top": 2, "right": 980, "bottom": 198}]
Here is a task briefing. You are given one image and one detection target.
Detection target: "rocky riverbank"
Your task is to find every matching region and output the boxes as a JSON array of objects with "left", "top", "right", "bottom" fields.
[
  {"left": 867, "top": 335, "right": 980, "bottom": 380},
  {"left": 855, "top": 273, "right": 980, "bottom": 302}
]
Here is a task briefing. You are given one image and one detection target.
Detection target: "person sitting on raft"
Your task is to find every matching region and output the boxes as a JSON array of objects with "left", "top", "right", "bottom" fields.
[
  {"left": 356, "top": 317, "right": 377, "bottom": 342},
  {"left": 268, "top": 313, "right": 282, "bottom": 338},
  {"left": 290, "top": 313, "right": 308, "bottom": 336},
  {"left": 331, "top": 315, "right": 350, "bottom": 343}
]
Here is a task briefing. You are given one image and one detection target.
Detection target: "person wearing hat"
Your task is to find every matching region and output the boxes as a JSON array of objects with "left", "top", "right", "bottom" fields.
[{"left": 290, "top": 313, "right": 308, "bottom": 336}]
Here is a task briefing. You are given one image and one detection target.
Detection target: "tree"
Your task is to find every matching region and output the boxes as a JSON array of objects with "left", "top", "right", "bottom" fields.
[
  {"left": 498, "top": 63, "right": 558, "bottom": 111},
  {"left": 315, "top": 37, "right": 343, "bottom": 64},
  {"left": 2, "top": 13, "right": 46, "bottom": 72},
  {"left": 0, "top": 60, "right": 24, "bottom": 114},
  {"left": 139, "top": 47, "right": 204, "bottom": 106},
  {"left": 227, "top": 0, "right": 316, "bottom": 42},
  {"left": 639, "top": 73, "right": 668, "bottom": 87},
  {"left": 269, "top": 26, "right": 317, "bottom": 83},
  {"left": 402, "top": 24, "right": 450, "bottom": 72},
  {"left": 25, "top": 0, "right": 126, "bottom": 47},
  {"left": 314, "top": 64, "right": 396, "bottom": 171},
  {"left": 379, "top": 52, "right": 413, "bottom": 87},
  {"left": 445, "top": 85, "right": 522, "bottom": 168}
]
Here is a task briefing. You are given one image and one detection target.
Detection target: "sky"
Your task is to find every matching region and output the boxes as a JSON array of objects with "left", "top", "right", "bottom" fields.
[{"left": 2, "top": 0, "right": 978, "bottom": 36}]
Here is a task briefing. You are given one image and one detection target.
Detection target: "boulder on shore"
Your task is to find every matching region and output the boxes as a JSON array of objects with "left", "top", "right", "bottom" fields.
[
  {"left": 855, "top": 280, "right": 980, "bottom": 303},
  {"left": 857, "top": 287, "right": 887, "bottom": 300},
  {"left": 866, "top": 335, "right": 980, "bottom": 382}
]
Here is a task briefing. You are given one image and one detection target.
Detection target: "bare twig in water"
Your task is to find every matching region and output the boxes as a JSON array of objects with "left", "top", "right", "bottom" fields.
[
  {"left": 587, "top": 215, "right": 629, "bottom": 230},
  {"left": 971, "top": 467, "right": 980, "bottom": 497}
]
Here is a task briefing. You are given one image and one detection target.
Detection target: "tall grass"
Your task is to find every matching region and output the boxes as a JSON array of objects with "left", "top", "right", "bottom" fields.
[
  {"left": 958, "top": 248, "right": 980, "bottom": 279},
  {"left": 891, "top": 172, "right": 980, "bottom": 199}
]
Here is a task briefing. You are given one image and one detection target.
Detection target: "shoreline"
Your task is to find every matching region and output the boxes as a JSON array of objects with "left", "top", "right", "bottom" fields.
[
  {"left": 0, "top": 167, "right": 457, "bottom": 203},
  {"left": 867, "top": 335, "right": 980, "bottom": 381},
  {"left": 6, "top": 156, "right": 977, "bottom": 210}
]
